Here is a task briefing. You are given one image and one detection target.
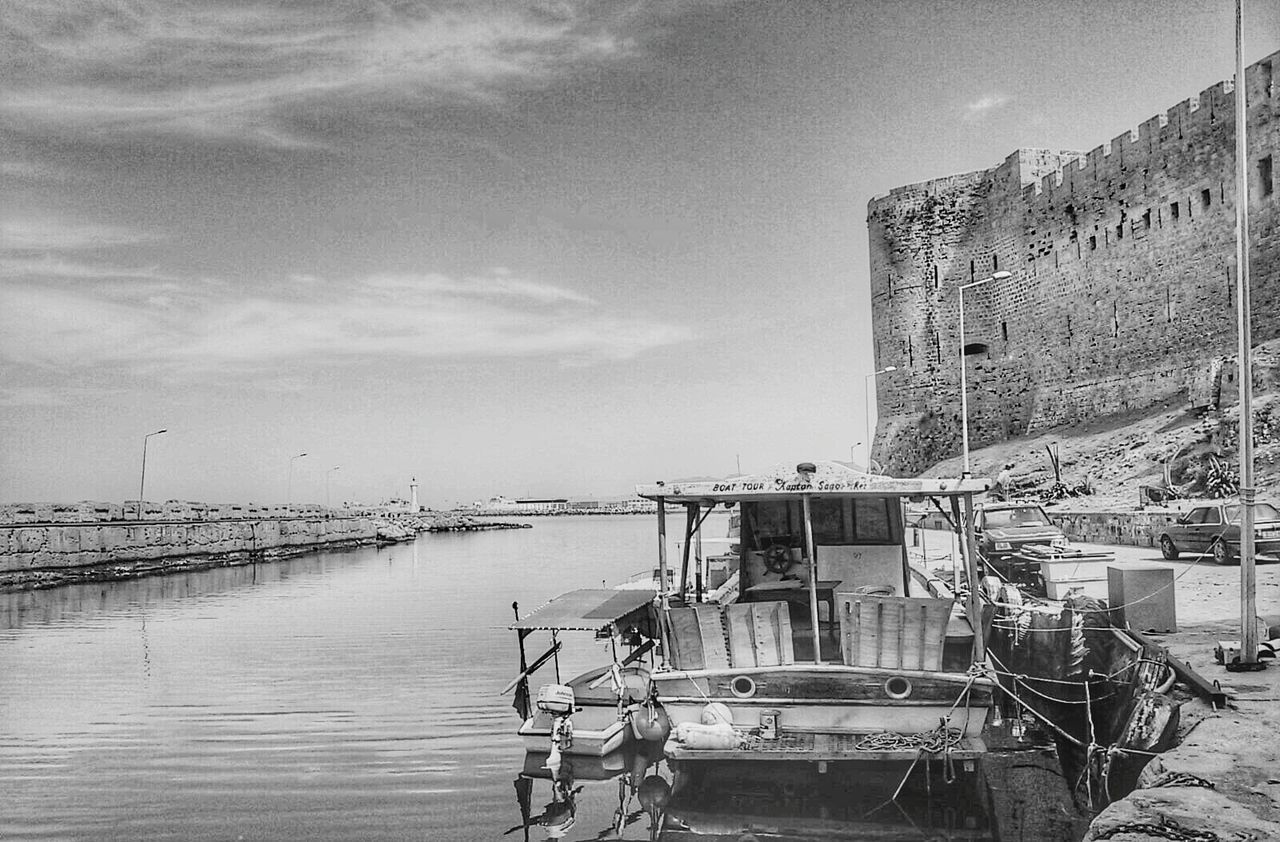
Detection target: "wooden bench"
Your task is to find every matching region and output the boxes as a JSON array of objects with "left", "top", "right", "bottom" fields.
[
  {"left": 666, "top": 601, "right": 794, "bottom": 669},
  {"left": 836, "top": 593, "right": 953, "bottom": 671}
]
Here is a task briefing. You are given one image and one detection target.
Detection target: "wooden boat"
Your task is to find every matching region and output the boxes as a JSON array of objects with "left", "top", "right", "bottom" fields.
[
  {"left": 506, "top": 588, "right": 660, "bottom": 761},
  {"left": 635, "top": 461, "right": 997, "bottom": 765}
]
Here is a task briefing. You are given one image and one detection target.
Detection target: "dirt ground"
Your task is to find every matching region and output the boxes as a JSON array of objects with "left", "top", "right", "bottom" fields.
[{"left": 920, "top": 395, "right": 1280, "bottom": 511}]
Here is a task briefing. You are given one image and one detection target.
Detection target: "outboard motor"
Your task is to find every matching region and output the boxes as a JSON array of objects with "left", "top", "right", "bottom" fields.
[{"left": 536, "top": 684, "right": 575, "bottom": 778}]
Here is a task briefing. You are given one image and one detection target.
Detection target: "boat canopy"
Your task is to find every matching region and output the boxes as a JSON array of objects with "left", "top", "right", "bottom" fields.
[
  {"left": 636, "top": 461, "right": 989, "bottom": 504},
  {"left": 510, "top": 588, "right": 656, "bottom": 633}
]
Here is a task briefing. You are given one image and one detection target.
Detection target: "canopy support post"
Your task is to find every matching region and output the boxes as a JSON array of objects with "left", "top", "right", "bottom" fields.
[
  {"left": 678, "top": 503, "right": 697, "bottom": 602},
  {"left": 801, "top": 493, "right": 822, "bottom": 665},
  {"left": 961, "top": 492, "right": 985, "bottom": 663}
]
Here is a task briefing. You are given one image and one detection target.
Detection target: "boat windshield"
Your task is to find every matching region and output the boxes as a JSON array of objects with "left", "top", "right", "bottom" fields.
[
  {"left": 1225, "top": 503, "right": 1280, "bottom": 523},
  {"left": 744, "top": 497, "right": 896, "bottom": 548},
  {"left": 982, "top": 506, "right": 1051, "bottom": 528}
]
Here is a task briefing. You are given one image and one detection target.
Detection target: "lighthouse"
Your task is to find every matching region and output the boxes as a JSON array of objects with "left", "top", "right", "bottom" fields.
[{"left": 409, "top": 477, "right": 419, "bottom": 512}]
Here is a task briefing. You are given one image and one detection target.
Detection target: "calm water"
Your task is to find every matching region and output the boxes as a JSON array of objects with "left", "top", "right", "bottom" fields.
[{"left": 0, "top": 514, "right": 1085, "bottom": 841}]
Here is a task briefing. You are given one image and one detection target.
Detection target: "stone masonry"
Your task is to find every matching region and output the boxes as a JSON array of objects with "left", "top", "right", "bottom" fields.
[{"left": 868, "top": 49, "right": 1280, "bottom": 476}]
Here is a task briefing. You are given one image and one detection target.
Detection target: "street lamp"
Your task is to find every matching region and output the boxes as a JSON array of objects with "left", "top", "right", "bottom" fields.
[
  {"left": 326, "top": 466, "right": 341, "bottom": 508},
  {"left": 287, "top": 452, "right": 308, "bottom": 506},
  {"left": 864, "top": 365, "right": 897, "bottom": 469},
  {"left": 958, "top": 271, "right": 1010, "bottom": 476},
  {"left": 138, "top": 429, "right": 168, "bottom": 520}
]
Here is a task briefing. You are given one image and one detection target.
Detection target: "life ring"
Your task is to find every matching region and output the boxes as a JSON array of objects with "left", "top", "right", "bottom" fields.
[{"left": 762, "top": 544, "right": 795, "bottom": 574}]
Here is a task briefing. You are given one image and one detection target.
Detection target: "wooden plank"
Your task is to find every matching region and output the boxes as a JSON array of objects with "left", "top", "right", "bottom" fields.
[
  {"left": 725, "top": 603, "right": 757, "bottom": 668},
  {"left": 667, "top": 607, "right": 706, "bottom": 670},
  {"left": 777, "top": 604, "right": 795, "bottom": 665},
  {"left": 693, "top": 603, "right": 729, "bottom": 669},
  {"left": 750, "top": 602, "right": 779, "bottom": 667}
]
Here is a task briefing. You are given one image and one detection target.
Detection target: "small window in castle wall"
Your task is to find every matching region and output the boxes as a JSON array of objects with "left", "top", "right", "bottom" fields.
[
  {"left": 1115, "top": 223, "right": 1124, "bottom": 240},
  {"left": 1001, "top": 321, "right": 1008, "bottom": 342},
  {"left": 1170, "top": 201, "right": 1180, "bottom": 221},
  {"left": 1142, "top": 210, "right": 1151, "bottom": 231},
  {"left": 1201, "top": 188, "right": 1211, "bottom": 209},
  {"left": 992, "top": 255, "right": 999, "bottom": 271},
  {"left": 1089, "top": 235, "right": 1097, "bottom": 251},
  {"left": 1259, "top": 155, "right": 1273, "bottom": 197}
]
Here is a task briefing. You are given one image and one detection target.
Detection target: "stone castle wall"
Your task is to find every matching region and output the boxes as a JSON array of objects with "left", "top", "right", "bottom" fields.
[{"left": 868, "top": 49, "right": 1280, "bottom": 475}]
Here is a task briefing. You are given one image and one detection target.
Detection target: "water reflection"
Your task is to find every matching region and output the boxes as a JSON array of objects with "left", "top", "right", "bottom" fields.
[
  {"left": 0, "top": 552, "right": 349, "bottom": 631},
  {"left": 511, "top": 728, "right": 1090, "bottom": 841}
]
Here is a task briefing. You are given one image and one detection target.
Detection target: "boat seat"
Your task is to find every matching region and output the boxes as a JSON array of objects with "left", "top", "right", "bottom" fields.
[{"left": 666, "top": 601, "right": 794, "bottom": 669}]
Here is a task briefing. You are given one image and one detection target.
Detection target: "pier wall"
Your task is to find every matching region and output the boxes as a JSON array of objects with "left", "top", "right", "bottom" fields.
[
  {"left": 1047, "top": 509, "right": 1180, "bottom": 548},
  {"left": 869, "top": 49, "right": 1280, "bottom": 475},
  {"left": 0, "top": 507, "right": 376, "bottom": 591}
]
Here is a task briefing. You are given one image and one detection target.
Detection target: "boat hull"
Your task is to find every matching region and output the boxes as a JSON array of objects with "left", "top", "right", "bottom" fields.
[
  {"left": 654, "top": 665, "right": 993, "bottom": 744},
  {"left": 518, "top": 706, "right": 632, "bottom": 757}
]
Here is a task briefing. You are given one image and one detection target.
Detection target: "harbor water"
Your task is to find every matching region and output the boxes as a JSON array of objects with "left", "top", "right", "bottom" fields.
[{"left": 0, "top": 514, "right": 1087, "bottom": 841}]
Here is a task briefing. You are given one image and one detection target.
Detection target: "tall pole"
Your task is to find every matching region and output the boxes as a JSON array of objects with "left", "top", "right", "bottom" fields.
[
  {"left": 958, "top": 272, "right": 1010, "bottom": 476},
  {"left": 138, "top": 429, "right": 168, "bottom": 520},
  {"left": 288, "top": 452, "right": 307, "bottom": 506},
  {"left": 326, "top": 466, "right": 341, "bottom": 508},
  {"left": 1235, "top": 0, "right": 1259, "bottom": 666},
  {"left": 864, "top": 365, "right": 897, "bottom": 469},
  {"left": 801, "top": 493, "right": 822, "bottom": 664}
]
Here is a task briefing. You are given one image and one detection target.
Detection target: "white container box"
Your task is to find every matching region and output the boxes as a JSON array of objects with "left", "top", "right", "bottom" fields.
[{"left": 1045, "top": 576, "right": 1109, "bottom": 601}]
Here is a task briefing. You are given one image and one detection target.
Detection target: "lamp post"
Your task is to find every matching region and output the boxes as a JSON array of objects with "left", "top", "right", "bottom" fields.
[
  {"left": 326, "top": 466, "right": 341, "bottom": 508},
  {"left": 864, "top": 365, "right": 897, "bottom": 469},
  {"left": 958, "top": 271, "right": 1010, "bottom": 476},
  {"left": 138, "top": 429, "right": 168, "bottom": 520},
  {"left": 1233, "top": 0, "right": 1261, "bottom": 668},
  {"left": 287, "top": 452, "right": 308, "bottom": 506}
]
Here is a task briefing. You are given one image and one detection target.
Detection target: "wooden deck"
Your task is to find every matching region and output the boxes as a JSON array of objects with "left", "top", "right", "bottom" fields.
[{"left": 664, "top": 731, "right": 987, "bottom": 762}]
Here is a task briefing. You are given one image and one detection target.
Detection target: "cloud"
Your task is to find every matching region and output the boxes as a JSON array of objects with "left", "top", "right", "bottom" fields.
[
  {"left": 0, "top": 1, "right": 631, "bottom": 148},
  {"left": 0, "top": 270, "right": 691, "bottom": 375},
  {"left": 2, "top": 217, "right": 161, "bottom": 252},
  {"left": 965, "top": 93, "right": 1011, "bottom": 116}
]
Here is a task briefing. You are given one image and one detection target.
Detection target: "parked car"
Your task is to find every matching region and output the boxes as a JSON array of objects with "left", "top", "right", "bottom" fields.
[
  {"left": 974, "top": 502, "right": 1069, "bottom": 580},
  {"left": 1158, "top": 502, "right": 1280, "bottom": 565}
]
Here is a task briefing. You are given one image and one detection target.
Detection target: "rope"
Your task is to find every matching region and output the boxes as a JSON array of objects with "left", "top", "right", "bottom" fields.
[
  {"left": 1150, "top": 771, "right": 1216, "bottom": 789},
  {"left": 1094, "top": 818, "right": 1242, "bottom": 841},
  {"left": 854, "top": 725, "right": 963, "bottom": 754}
]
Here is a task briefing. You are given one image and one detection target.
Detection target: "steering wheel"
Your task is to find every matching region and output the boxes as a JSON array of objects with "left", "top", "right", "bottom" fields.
[{"left": 762, "top": 544, "right": 796, "bottom": 574}]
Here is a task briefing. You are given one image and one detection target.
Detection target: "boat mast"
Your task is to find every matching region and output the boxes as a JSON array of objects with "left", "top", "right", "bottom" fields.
[
  {"left": 1234, "top": 0, "right": 1260, "bottom": 667},
  {"left": 800, "top": 494, "right": 822, "bottom": 665}
]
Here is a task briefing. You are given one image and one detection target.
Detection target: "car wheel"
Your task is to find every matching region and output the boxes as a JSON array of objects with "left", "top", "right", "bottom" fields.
[
  {"left": 1212, "top": 540, "right": 1234, "bottom": 566},
  {"left": 1159, "top": 535, "right": 1179, "bottom": 560}
]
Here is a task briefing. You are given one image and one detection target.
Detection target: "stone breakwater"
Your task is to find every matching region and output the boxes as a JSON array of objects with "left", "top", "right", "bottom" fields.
[
  {"left": 0, "top": 516, "right": 376, "bottom": 591},
  {"left": 0, "top": 501, "right": 532, "bottom": 591}
]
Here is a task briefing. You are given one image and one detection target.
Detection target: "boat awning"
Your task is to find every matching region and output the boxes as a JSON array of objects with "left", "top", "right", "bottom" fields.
[
  {"left": 636, "top": 461, "right": 990, "bottom": 504},
  {"left": 511, "top": 588, "right": 657, "bottom": 633}
]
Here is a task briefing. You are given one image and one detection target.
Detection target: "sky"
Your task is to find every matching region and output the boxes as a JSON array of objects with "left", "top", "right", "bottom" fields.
[{"left": 2, "top": 1, "right": 1279, "bottom": 508}]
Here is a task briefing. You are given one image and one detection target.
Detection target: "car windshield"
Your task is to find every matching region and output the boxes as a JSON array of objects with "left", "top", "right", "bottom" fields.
[
  {"left": 983, "top": 506, "right": 1050, "bottom": 528},
  {"left": 1225, "top": 503, "right": 1280, "bottom": 523}
]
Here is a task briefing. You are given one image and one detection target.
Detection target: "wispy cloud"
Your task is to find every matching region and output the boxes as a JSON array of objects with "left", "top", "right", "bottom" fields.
[
  {"left": 1, "top": 218, "right": 160, "bottom": 251},
  {"left": 965, "top": 93, "right": 1011, "bottom": 117},
  {"left": 0, "top": 270, "right": 691, "bottom": 375},
  {"left": 1, "top": 1, "right": 631, "bottom": 148}
]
